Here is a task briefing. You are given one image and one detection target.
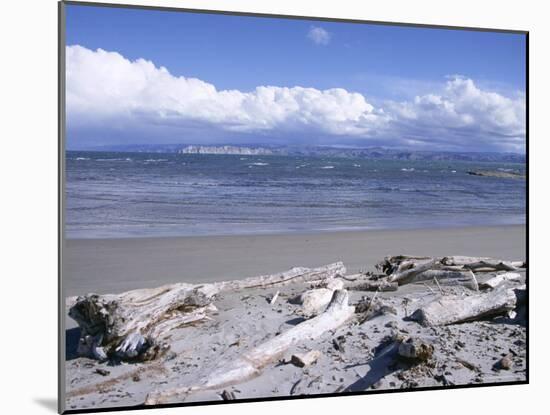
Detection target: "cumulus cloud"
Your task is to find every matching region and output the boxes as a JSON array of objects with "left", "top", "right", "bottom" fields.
[
  {"left": 387, "top": 76, "right": 526, "bottom": 151},
  {"left": 307, "top": 26, "right": 331, "bottom": 45},
  {"left": 66, "top": 45, "right": 387, "bottom": 137},
  {"left": 66, "top": 45, "right": 526, "bottom": 152}
]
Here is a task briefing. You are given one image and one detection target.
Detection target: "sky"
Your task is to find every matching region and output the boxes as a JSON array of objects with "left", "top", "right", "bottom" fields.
[{"left": 65, "top": 4, "right": 527, "bottom": 153}]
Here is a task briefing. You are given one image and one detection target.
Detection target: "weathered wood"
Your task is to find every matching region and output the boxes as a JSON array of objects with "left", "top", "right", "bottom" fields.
[
  {"left": 479, "top": 272, "right": 521, "bottom": 289},
  {"left": 269, "top": 290, "right": 280, "bottom": 305},
  {"left": 144, "top": 290, "right": 355, "bottom": 404},
  {"left": 442, "top": 256, "right": 524, "bottom": 272},
  {"left": 300, "top": 288, "right": 335, "bottom": 317},
  {"left": 346, "top": 279, "right": 399, "bottom": 292},
  {"left": 389, "top": 259, "right": 440, "bottom": 285},
  {"left": 376, "top": 255, "right": 432, "bottom": 275},
  {"left": 298, "top": 278, "right": 345, "bottom": 316},
  {"left": 413, "top": 270, "right": 479, "bottom": 291},
  {"left": 214, "top": 262, "right": 346, "bottom": 291},
  {"left": 69, "top": 284, "right": 217, "bottom": 361},
  {"left": 69, "top": 263, "right": 345, "bottom": 361},
  {"left": 411, "top": 284, "right": 525, "bottom": 326}
]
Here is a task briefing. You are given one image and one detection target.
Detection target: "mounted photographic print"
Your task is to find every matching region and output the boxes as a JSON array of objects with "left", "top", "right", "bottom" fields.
[{"left": 59, "top": 1, "right": 528, "bottom": 413}]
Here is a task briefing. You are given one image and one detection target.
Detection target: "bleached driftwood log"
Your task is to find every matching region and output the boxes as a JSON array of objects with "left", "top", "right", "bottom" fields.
[
  {"left": 69, "top": 263, "right": 345, "bottom": 361},
  {"left": 411, "top": 284, "right": 525, "bottom": 326},
  {"left": 413, "top": 270, "right": 479, "bottom": 291},
  {"left": 345, "top": 279, "right": 398, "bottom": 292},
  {"left": 389, "top": 259, "right": 440, "bottom": 285},
  {"left": 69, "top": 284, "right": 218, "bottom": 361},
  {"left": 441, "top": 256, "right": 524, "bottom": 272},
  {"left": 214, "top": 262, "right": 346, "bottom": 291},
  {"left": 144, "top": 290, "right": 355, "bottom": 405},
  {"left": 298, "top": 279, "right": 344, "bottom": 317},
  {"left": 479, "top": 272, "right": 521, "bottom": 289},
  {"left": 380, "top": 255, "right": 525, "bottom": 275}
]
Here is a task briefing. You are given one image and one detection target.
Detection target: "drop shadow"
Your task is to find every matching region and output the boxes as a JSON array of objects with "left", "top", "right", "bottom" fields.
[
  {"left": 343, "top": 342, "right": 403, "bottom": 392},
  {"left": 33, "top": 398, "right": 57, "bottom": 413}
]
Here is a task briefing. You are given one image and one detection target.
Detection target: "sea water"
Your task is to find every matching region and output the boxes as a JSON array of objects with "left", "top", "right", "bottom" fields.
[{"left": 65, "top": 151, "right": 526, "bottom": 238}]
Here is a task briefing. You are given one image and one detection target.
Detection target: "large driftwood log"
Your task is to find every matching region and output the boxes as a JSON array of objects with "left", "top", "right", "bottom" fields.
[
  {"left": 479, "top": 272, "right": 521, "bottom": 289},
  {"left": 380, "top": 255, "right": 525, "bottom": 274},
  {"left": 389, "top": 259, "right": 440, "bottom": 285},
  {"left": 69, "top": 263, "right": 345, "bottom": 361},
  {"left": 214, "top": 262, "right": 346, "bottom": 291},
  {"left": 145, "top": 290, "right": 355, "bottom": 405},
  {"left": 69, "top": 284, "right": 218, "bottom": 361},
  {"left": 413, "top": 270, "right": 479, "bottom": 291},
  {"left": 345, "top": 279, "right": 399, "bottom": 292},
  {"left": 441, "top": 256, "right": 524, "bottom": 272},
  {"left": 411, "top": 284, "right": 525, "bottom": 326}
]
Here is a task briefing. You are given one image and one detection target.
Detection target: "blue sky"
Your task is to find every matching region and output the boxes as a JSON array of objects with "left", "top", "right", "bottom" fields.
[{"left": 65, "top": 4, "right": 527, "bottom": 152}]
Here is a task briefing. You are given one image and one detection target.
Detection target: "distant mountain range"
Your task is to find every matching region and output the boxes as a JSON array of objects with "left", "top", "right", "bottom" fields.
[{"left": 79, "top": 144, "right": 526, "bottom": 163}]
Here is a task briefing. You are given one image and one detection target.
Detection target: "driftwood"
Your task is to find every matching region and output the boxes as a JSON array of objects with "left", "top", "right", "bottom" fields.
[
  {"left": 145, "top": 290, "right": 355, "bottom": 404},
  {"left": 411, "top": 284, "right": 525, "bottom": 326},
  {"left": 389, "top": 259, "right": 440, "bottom": 285},
  {"left": 479, "top": 272, "right": 521, "bottom": 289},
  {"left": 214, "top": 262, "right": 346, "bottom": 291},
  {"left": 380, "top": 255, "right": 525, "bottom": 275},
  {"left": 346, "top": 279, "right": 398, "bottom": 292},
  {"left": 297, "top": 278, "right": 345, "bottom": 316},
  {"left": 413, "top": 270, "right": 479, "bottom": 291},
  {"left": 69, "top": 284, "right": 218, "bottom": 361},
  {"left": 441, "top": 256, "right": 524, "bottom": 272},
  {"left": 69, "top": 263, "right": 345, "bottom": 361}
]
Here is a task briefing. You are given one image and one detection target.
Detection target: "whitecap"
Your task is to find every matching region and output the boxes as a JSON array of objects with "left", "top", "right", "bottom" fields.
[
  {"left": 401, "top": 168, "right": 415, "bottom": 172},
  {"left": 321, "top": 165, "right": 335, "bottom": 169},
  {"left": 249, "top": 162, "right": 269, "bottom": 166},
  {"left": 75, "top": 157, "right": 90, "bottom": 161}
]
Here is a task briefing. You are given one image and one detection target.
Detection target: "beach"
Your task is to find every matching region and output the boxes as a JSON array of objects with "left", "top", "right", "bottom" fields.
[
  {"left": 64, "top": 225, "right": 526, "bottom": 297},
  {"left": 64, "top": 224, "right": 527, "bottom": 410}
]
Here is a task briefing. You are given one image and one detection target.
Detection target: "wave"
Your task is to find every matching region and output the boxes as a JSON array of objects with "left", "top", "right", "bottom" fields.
[
  {"left": 401, "top": 168, "right": 415, "bottom": 172},
  {"left": 249, "top": 162, "right": 269, "bottom": 166},
  {"left": 96, "top": 158, "right": 132, "bottom": 162},
  {"left": 144, "top": 159, "right": 168, "bottom": 162},
  {"left": 75, "top": 157, "right": 90, "bottom": 161},
  {"left": 321, "top": 165, "right": 335, "bottom": 169}
]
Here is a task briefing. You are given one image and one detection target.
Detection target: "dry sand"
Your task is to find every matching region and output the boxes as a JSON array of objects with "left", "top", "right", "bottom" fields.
[
  {"left": 64, "top": 225, "right": 526, "bottom": 297},
  {"left": 63, "top": 225, "right": 527, "bottom": 411}
]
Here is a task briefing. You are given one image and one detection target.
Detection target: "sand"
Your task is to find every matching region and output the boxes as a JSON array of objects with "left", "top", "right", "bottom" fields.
[
  {"left": 63, "top": 225, "right": 527, "bottom": 411},
  {"left": 64, "top": 225, "right": 526, "bottom": 297}
]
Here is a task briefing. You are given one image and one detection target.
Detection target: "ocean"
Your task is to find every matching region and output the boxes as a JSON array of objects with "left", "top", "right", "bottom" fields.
[{"left": 65, "top": 151, "right": 526, "bottom": 239}]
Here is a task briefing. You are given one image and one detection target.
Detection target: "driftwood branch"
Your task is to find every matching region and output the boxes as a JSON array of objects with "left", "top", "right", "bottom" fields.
[{"left": 144, "top": 290, "right": 355, "bottom": 404}]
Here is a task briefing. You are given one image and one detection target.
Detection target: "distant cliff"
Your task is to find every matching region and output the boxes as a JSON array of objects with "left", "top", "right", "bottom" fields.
[
  {"left": 80, "top": 143, "right": 525, "bottom": 163},
  {"left": 179, "top": 145, "right": 274, "bottom": 155}
]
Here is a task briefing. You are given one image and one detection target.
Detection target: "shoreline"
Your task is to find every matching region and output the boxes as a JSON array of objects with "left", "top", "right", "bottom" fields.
[{"left": 64, "top": 224, "right": 526, "bottom": 298}]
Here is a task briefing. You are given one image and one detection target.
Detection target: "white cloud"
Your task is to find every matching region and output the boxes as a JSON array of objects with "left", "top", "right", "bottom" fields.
[
  {"left": 388, "top": 76, "right": 526, "bottom": 151},
  {"left": 66, "top": 45, "right": 387, "bottom": 137},
  {"left": 307, "top": 26, "right": 331, "bottom": 45},
  {"left": 66, "top": 45, "right": 526, "bottom": 152}
]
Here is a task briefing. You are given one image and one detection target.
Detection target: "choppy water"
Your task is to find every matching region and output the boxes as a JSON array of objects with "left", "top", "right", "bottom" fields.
[{"left": 65, "top": 151, "right": 526, "bottom": 238}]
